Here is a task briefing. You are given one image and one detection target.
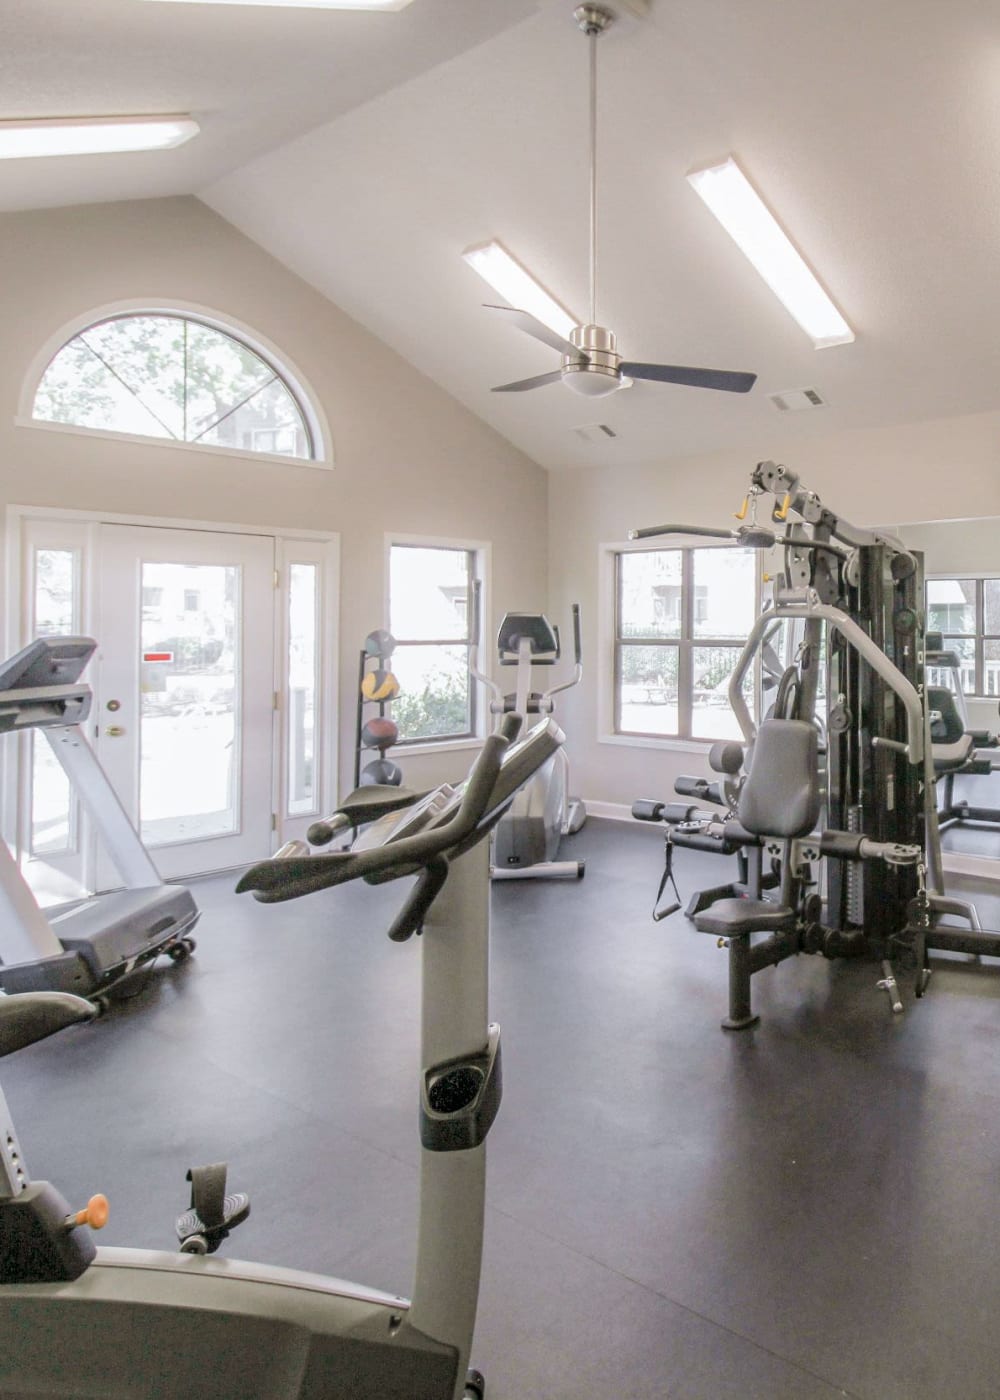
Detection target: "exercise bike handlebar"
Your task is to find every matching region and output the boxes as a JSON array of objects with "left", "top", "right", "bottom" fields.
[{"left": 235, "top": 716, "right": 522, "bottom": 913}]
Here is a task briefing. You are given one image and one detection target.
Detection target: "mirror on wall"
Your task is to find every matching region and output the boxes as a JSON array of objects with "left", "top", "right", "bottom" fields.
[{"left": 892, "top": 516, "right": 1000, "bottom": 867}]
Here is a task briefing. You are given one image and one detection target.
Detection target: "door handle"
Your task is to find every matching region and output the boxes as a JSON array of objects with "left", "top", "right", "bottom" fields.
[{"left": 105, "top": 726, "right": 126, "bottom": 737}]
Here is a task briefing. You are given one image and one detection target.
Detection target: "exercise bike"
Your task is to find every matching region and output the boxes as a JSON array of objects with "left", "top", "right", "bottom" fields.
[
  {"left": 0, "top": 713, "right": 563, "bottom": 1400},
  {"left": 470, "top": 583, "right": 586, "bottom": 880}
]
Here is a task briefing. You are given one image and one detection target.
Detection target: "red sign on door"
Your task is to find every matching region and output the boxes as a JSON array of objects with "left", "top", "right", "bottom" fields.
[{"left": 142, "top": 652, "right": 174, "bottom": 663}]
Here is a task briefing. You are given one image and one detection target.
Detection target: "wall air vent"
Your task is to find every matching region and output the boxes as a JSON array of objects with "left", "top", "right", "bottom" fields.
[
  {"left": 768, "top": 387, "right": 827, "bottom": 412},
  {"left": 572, "top": 423, "right": 618, "bottom": 444}
]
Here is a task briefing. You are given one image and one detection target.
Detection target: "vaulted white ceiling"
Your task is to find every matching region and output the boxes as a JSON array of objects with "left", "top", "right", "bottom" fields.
[{"left": 6, "top": 0, "right": 1000, "bottom": 471}]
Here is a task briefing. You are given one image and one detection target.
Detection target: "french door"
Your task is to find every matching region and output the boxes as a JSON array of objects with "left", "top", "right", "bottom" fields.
[
  {"left": 11, "top": 512, "right": 336, "bottom": 898},
  {"left": 93, "top": 525, "right": 277, "bottom": 881}
]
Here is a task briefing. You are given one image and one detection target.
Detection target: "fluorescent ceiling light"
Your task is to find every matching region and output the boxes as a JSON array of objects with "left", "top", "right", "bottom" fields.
[
  {"left": 462, "top": 241, "right": 578, "bottom": 342},
  {"left": 0, "top": 116, "right": 199, "bottom": 160},
  {"left": 142, "top": 0, "right": 414, "bottom": 8},
  {"left": 687, "top": 156, "right": 854, "bottom": 349}
]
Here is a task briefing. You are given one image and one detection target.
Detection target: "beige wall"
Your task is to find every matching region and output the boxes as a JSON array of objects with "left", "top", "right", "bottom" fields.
[
  {"left": 0, "top": 195, "right": 548, "bottom": 794},
  {"left": 549, "top": 409, "right": 1000, "bottom": 809}
]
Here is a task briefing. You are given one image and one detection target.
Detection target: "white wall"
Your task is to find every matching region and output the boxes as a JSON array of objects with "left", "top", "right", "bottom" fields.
[
  {"left": 549, "top": 409, "right": 1000, "bottom": 809},
  {"left": 0, "top": 196, "right": 549, "bottom": 795}
]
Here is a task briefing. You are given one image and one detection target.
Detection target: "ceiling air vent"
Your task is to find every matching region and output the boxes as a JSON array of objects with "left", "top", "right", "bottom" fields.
[
  {"left": 768, "top": 387, "right": 826, "bottom": 412},
  {"left": 572, "top": 423, "right": 618, "bottom": 444}
]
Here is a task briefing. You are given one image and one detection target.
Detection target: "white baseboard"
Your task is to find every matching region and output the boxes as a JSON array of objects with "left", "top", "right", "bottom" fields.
[
  {"left": 581, "top": 800, "right": 633, "bottom": 822},
  {"left": 942, "top": 852, "right": 1000, "bottom": 883}
]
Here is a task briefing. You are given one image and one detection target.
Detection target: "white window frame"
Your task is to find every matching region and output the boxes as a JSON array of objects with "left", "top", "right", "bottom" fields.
[
  {"left": 17, "top": 298, "right": 333, "bottom": 471},
  {"left": 925, "top": 572, "right": 1000, "bottom": 699},
  {"left": 597, "top": 538, "right": 761, "bottom": 753},
  {"left": 384, "top": 532, "right": 490, "bottom": 755}
]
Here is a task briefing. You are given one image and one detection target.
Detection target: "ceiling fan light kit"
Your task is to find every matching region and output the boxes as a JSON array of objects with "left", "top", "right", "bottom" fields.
[
  {"left": 687, "top": 156, "right": 854, "bottom": 349},
  {"left": 0, "top": 115, "right": 199, "bottom": 160},
  {"left": 475, "top": 4, "right": 758, "bottom": 400}
]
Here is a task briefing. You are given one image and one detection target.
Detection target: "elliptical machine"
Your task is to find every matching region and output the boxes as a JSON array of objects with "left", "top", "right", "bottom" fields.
[
  {"left": 0, "top": 715, "right": 564, "bottom": 1400},
  {"left": 470, "top": 584, "right": 586, "bottom": 880}
]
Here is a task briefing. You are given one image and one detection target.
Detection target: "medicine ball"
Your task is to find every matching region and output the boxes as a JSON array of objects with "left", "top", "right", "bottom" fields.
[
  {"left": 364, "top": 629, "right": 396, "bottom": 659},
  {"left": 361, "top": 758, "right": 403, "bottom": 786},
  {"left": 361, "top": 716, "right": 399, "bottom": 751},
  {"left": 361, "top": 668, "right": 400, "bottom": 702}
]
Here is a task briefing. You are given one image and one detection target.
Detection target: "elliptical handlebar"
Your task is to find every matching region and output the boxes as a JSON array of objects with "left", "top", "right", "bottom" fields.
[{"left": 236, "top": 718, "right": 523, "bottom": 913}]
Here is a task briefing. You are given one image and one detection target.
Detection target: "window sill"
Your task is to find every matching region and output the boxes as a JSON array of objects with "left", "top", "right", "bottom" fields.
[
  {"left": 15, "top": 416, "right": 332, "bottom": 471},
  {"left": 599, "top": 732, "right": 745, "bottom": 754},
  {"left": 395, "top": 736, "right": 483, "bottom": 758}
]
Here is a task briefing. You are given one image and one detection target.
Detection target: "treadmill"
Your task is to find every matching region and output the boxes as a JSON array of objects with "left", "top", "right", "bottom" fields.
[{"left": 0, "top": 637, "right": 199, "bottom": 1005}]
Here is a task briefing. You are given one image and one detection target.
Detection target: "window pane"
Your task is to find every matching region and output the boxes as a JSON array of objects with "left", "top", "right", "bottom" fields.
[
  {"left": 139, "top": 562, "right": 240, "bottom": 845},
  {"left": 618, "top": 551, "right": 682, "bottom": 639},
  {"left": 927, "top": 636, "right": 975, "bottom": 695},
  {"left": 984, "top": 580, "right": 1000, "bottom": 636},
  {"left": 926, "top": 579, "right": 975, "bottom": 635},
  {"left": 287, "top": 563, "right": 317, "bottom": 816},
  {"left": 184, "top": 321, "right": 274, "bottom": 441},
  {"left": 982, "top": 641, "right": 1000, "bottom": 697},
  {"left": 34, "top": 314, "right": 313, "bottom": 460},
  {"left": 194, "top": 378, "right": 309, "bottom": 459},
  {"left": 82, "top": 316, "right": 186, "bottom": 437},
  {"left": 34, "top": 336, "right": 180, "bottom": 439},
  {"left": 617, "top": 644, "right": 679, "bottom": 735},
  {"left": 692, "top": 646, "right": 752, "bottom": 740},
  {"left": 391, "top": 644, "right": 472, "bottom": 740},
  {"left": 34, "top": 549, "right": 76, "bottom": 635},
  {"left": 31, "top": 548, "right": 79, "bottom": 855},
  {"left": 692, "top": 549, "right": 757, "bottom": 639},
  {"left": 390, "top": 547, "right": 470, "bottom": 641}
]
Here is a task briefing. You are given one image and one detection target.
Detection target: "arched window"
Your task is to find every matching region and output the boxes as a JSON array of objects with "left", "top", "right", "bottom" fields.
[{"left": 32, "top": 312, "right": 317, "bottom": 461}]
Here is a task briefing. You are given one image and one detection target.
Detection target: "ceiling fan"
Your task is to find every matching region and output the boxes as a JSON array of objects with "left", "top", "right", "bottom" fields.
[{"left": 483, "top": 4, "right": 757, "bottom": 400}]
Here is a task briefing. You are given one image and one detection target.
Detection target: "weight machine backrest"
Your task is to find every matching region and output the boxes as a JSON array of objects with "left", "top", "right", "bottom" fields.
[{"left": 737, "top": 718, "right": 821, "bottom": 839}]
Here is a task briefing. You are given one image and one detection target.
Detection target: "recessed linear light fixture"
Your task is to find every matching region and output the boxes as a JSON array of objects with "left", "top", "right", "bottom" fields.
[
  {"left": 687, "top": 156, "right": 854, "bottom": 350},
  {"left": 142, "top": 0, "right": 413, "bottom": 8},
  {"left": 462, "top": 241, "right": 578, "bottom": 345},
  {"left": 0, "top": 115, "right": 199, "bottom": 160}
]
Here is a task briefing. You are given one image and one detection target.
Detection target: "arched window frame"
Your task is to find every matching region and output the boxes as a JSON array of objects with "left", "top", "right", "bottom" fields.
[{"left": 19, "top": 300, "right": 332, "bottom": 469}]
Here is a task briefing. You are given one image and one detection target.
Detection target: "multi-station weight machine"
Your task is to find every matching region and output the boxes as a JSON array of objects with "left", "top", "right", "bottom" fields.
[{"left": 631, "top": 460, "right": 1000, "bottom": 1028}]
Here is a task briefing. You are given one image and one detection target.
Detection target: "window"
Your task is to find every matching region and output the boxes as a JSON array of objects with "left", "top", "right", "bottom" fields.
[
  {"left": 32, "top": 313, "right": 314, "bottom": 460},
  {"left": 615, "top": 546, "right": 758, "bottom": 741},
  {"left": 388, "top": 544, "right": 478, "bottom": 743},
  {"left": 926, "top": 577, "right": 1000, "bottom": 696}
]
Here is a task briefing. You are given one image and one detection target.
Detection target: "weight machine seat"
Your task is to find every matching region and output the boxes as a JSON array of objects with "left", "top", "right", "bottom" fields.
[
  {"left": 693, "top": 898, "right": 796, "bottom": 938},
  {"left": 931, "top": 736, "right": 976, "bottom": 775}
]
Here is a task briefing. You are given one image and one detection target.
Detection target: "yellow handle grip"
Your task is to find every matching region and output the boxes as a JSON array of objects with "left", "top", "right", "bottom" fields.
[
  {"left": 774, "top": 492, "right": 792, "bottom": 522},
  {"left": 734, "top": 496, "right": 749, "bottom": 521}
]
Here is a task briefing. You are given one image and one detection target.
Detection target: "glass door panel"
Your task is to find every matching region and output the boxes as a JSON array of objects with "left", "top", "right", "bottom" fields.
[
  {"left": 96, "top": 525, "right": 275, "bottom": 882},
  {"left": 139, "top": 562, "right": 241, "bottom": 847}
]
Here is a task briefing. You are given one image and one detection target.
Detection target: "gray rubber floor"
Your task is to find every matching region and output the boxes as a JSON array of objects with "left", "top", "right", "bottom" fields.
[{"left": 5, "top": 818, "right": 1000, "bottom": 1399}]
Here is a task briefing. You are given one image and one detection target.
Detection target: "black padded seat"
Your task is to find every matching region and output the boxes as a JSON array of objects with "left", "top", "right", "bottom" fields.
[
  {"left": 694, "top": 897, "right": 796, "bottom": 937},
  {"left": 931, "top": 736, "right": 975, "bottom": 775}
]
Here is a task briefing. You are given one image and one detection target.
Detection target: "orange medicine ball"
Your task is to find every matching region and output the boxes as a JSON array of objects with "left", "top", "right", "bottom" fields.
[{"left": 361, "top": 669, "right": 400, "bottom": 702}]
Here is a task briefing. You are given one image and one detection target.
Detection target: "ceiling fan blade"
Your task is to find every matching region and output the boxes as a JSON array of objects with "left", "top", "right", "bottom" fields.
[
  {"left": 620, "top": 362, "right": 757, "bottom": 394},
  {"left": 484, "top": 305, "right": 581, "bottom": 358},
  {"left": 491, "top": 370, "right": 565, "bottom": 393}
]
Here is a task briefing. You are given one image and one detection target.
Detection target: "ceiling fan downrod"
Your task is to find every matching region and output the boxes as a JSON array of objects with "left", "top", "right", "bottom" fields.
[{"left": 574, "top": 4, "right": 614, "bottom": 330}]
